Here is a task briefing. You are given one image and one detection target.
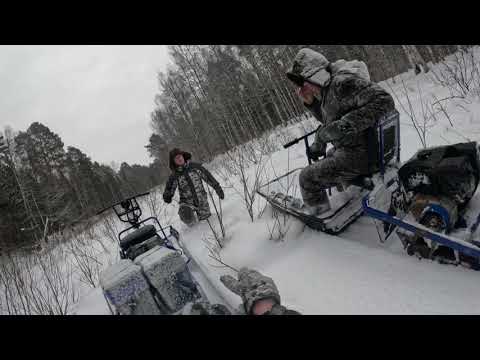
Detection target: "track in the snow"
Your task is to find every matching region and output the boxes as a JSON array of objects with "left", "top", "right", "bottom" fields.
[{"left": 174, "top": 237, "right": 238, "bottom": 314}]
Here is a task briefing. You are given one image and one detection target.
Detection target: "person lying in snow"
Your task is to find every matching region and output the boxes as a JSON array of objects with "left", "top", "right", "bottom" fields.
[
  {"left": 163, "top": 148, "right": 224, "bottom": 225},
  {"left": 286, "top": 48, "right": 396, "bottom": 216},
  {"left": 183, "top": 267, "right": 301, "bottom": 315}
]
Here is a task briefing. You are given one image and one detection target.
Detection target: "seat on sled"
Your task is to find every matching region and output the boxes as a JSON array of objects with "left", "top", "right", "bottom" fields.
[
  {"left": 120, "top": 225, "right": 158, "bottom": 250},
  {"left": 347, "top": 109, "right": 401, "bottom": 190}
]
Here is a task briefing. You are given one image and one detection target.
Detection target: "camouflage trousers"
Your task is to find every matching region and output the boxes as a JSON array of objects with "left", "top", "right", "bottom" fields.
[
  {"left": 178, "top": 195, "right": 211, "bottom": 225},
  {"left": 299, "top": 147, "right": 370, "bottom": 206}
]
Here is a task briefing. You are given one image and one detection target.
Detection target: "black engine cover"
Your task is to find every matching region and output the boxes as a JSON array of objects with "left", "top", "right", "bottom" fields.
[{"left": 398, "top": 142, "right": 480, "bottom": 208}]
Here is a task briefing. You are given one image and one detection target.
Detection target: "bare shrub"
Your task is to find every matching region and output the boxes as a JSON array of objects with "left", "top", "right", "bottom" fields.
[
  {"left": 0, "top": 248, "right": 78, "bottom": 315},
  {"left": 386, "top": 78, "right": 437, "bottom": 148},
  {"left": 266, "top": 207, "right": 292, "bottom": 242},
  {"left": 429, "top": 47, "right": 480, "bottom": 99},
  {"left": 99, "top": 213, "right": 121, "bottom": 246},
  {"left": 205, "top": 185, "right": 226, "bottom": 247},
  {"left": 216, "top": 143, "right": 268, "bottom": 222},
  {"left": 82, "top": 219, "right": 98, "bottom": 240},
  {"left": 146, "top": 189, "right": 175, "bottom": 227},
  {"left": 144, "top": 189, "right": 160, "bottom": 219},
  {"left": 33, "top": 248, "right": 78, "bottom": 315},
  {"left": 202, "top": 235, "right": 238, "bottom": 273},
  {"left": 67, "top": 233, "right": 103, "bottom": 288},
  {"left": 263, "top": 151, "right": 297, "bottom": 242}
]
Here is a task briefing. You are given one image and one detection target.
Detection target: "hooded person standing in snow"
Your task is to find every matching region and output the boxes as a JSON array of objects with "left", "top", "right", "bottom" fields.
[
  {"left": 163, "top": 148, "right": 224, "bottom": 225},
  {"left": 286, "top": 48, "right": 396, "bottom": 215}
]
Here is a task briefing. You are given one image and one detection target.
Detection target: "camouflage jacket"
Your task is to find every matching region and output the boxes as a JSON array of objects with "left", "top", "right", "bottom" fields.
[
  {"left": 263, "top": 304, "right": 301, "bottom": 315},
  {"left": 306, "top": 71, "right": 395, "bottom": 154},
  {"left": 184, "top": 301, "right": 301, "bottom": 315},
  {"left": 163, "top": 162, "right": 220, "bottom": 206}
]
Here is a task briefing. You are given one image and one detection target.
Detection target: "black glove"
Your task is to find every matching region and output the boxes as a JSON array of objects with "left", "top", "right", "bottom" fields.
[
  {"left": 317, "top": 121, "right": 353, "bottom": 143},
  {"left": 306, "top": 146, "right": 319, "bottom": 161},
  {"left": 163, "top": 193, "right": 172, "bottom": 204},
  {"left": 215, "top": 186, "right": 224, "bottom": 200},
  {"left": 307, "top": 142, "right": 326, "bottom": 162}
]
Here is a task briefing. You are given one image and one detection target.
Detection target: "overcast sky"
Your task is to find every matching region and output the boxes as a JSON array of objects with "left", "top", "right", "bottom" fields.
[{"left": 0, "top": 45, "right": 172, "bottom": 166}]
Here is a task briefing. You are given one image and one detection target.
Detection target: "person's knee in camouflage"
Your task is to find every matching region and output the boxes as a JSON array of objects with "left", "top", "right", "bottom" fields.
[
  {"left": 196, "top": 195, "right": 212, "bottom": 221},
  {"left": 299, "top": 156, "right": 339, "bottom": 214},
  {"left": 178, "top": 204, "right": 197, "bottom": 226},
  {"left": 300, "top": 148, "right": 369, "bottom": 214}
]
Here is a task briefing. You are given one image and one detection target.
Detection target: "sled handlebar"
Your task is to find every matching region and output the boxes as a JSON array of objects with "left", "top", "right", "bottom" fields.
[
  {"left": 283, "top": 126, "right": 324, "bottom": 166},
  {"left": 96, "top": 192, "right": 151, "bottom": 215},
  {"left": 283, "top": 127, "right": 319, "bottom": 149}
]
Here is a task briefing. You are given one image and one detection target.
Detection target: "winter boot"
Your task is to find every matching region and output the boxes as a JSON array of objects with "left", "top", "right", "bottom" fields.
[
  {"left": 303, "top": 189, "right": 331, "bottom": 216},
  {"left": 304, "top": 201, "right": 331, "bottom": 216},
  {"left": 179, "top": 205, "right": 198, "bottom": 226}
]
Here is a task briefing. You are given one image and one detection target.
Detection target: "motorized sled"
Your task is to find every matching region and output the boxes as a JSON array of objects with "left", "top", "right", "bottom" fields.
[
  {"left": 96, "top": 192, "right": 207, "bottom": 315},
  {"left": 257, "top": 110, "right": 401, "bottom": 235},
  {"left": 258, "top": 110, "right": 480, "bottom": 269}
]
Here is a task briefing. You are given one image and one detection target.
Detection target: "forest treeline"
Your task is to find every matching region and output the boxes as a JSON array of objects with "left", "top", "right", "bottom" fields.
[
  {"left": 147, "top": 45, "right": 467, "bottom": 166},
  {"left": 1, "top": 45, "right": 469, "bottom": 250},
  {"left": 0, "top": 122, "right": 163, "bottom": 249}
]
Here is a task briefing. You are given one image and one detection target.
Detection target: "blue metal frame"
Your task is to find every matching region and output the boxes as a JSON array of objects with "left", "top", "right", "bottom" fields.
[
  {"left": 269, "top": 107, "right": 480, "bottom": 261},
  {"left": 362, "top": 195, "right": 480, "bottom": 259},
  {"left": 420, "top": 204, "right": 451, "bottom": 230},
  {"left": 362, "top": 110, "right": 480, "bottom": 260}
]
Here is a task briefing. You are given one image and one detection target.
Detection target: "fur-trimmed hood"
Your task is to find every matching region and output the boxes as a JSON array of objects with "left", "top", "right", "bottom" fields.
[
  {"left": 169, "top": 148, "right": 192, "bottom": 171},
  {"left": 286, "top": 48, "right": 370, "bottom": 87}
]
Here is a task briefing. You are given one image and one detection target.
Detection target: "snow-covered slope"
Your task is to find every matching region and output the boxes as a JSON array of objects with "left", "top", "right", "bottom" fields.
[{"left": 75, "top": 47, "right": 480, "bottom": 315}]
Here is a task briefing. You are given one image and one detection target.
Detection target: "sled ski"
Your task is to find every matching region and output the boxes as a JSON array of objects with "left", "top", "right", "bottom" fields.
[{"left": 257, "top": 167, "right": 370, "bottom": 234}]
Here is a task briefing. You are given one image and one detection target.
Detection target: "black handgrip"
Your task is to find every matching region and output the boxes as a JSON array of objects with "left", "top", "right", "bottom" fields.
[
  {"left": 96, "top": 191, "right": 151, "bottom": 215},
  {"left": 283, "top": 138, "right": 302, "bottom": 149},
  {"left": 96, "top": 206, "right": 111, "bottom": 216},
  {"left": 283, "top": 127, "right": 319, "bottom": 149}
]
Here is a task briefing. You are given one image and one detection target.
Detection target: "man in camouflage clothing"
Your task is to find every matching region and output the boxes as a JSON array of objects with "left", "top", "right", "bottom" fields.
[
  {"left": 163, "top": 148, "right": 224, "bottom": 225},
  {"left": 183, "top": 267, "right": 301, "bottom": 315},
  {"left": 286, "top": 48, "right": 396, "bottom": 215}
]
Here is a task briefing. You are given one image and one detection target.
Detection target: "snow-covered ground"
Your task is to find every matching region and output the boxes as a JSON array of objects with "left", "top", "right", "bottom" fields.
[{"left": 31, "top": 47, "right": 480, "bottom": 315}]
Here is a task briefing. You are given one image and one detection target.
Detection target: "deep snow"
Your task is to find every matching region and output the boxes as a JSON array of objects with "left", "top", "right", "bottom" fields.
[{"left": 73, "top": 47, "right": 480, "bottom": 315}]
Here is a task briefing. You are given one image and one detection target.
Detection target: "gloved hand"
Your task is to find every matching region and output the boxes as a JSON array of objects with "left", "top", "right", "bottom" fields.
[
  {"left": 317, "top": 121, "right": 354, "bottom": 143},
  {"left": 215, "top": 186, "right": 225, "bottom": 200},
  {"left": 163, "top": 193, "right": 172, "bottom": 204},
  {"left": 307, "top": 141, "right": 327, "bottom": 162},
  {"left": 220, "top": 267, "right": 281, "bottom": 315}
]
